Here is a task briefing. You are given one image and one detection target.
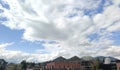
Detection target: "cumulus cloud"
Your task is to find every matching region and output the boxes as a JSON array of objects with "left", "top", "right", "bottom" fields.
[{"left": 0, "top": 0, "right": 120, "bottom": 62}]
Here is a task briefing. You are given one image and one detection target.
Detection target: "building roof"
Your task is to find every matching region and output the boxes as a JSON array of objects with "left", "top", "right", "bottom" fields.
[
  {"left": 68, "top": 56, "right": 81, "bottom": 61},
  {"left": 53, "top": 56, "right": 66, "bottom": 62}
]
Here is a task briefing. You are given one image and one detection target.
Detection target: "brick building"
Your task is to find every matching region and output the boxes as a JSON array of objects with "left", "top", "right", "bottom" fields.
[
  {"left": 46, "top": 56, "right": 82, "bottom": 70},
  {"left": 46, "top": 61, "right": 82, "bottom": 70}
]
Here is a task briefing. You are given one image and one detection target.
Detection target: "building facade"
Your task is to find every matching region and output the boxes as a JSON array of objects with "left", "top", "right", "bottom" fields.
[
  {"left": 100, "top": 57, "right": 117, "bottom": 70},
  {"left": 46, "top": 61, "right": 82, "bottom": 70},
  {"left": 46, "top": 56, "right": 83, "bottom": 70},
  {"left": 81, "top": 61, "right": 94, "bottom": 70},
  {"left": 116, "top": 61, "right": 120, "bottom": 70}
]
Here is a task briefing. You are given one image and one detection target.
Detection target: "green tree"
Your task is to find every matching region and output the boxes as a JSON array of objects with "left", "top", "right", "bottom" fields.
[
  {"left": 21, "top": 60, "right": 27, "bottom": 70},
  {"left": 31, "top": 62, "right": 35, "bottom": 67},
  {"left": 0, "top": 59, "right": 7, "bottom": 70}
]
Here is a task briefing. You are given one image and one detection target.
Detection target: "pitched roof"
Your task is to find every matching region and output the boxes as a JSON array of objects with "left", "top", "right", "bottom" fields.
[
  {"left": 53, "top": 56, "right": 66, "bottom": 62},
  {"left": 68, "top": 56, "right": 81, "bottom": 61}
]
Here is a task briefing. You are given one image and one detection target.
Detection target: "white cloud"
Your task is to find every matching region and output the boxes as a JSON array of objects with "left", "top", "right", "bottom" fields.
[
  {"left": 0, "top": 42, "right": 14, "bottom": 49},
  {"left": 106, "top": 46, "right": 120, "bottom": 57},
  {"left": 0, "top": 0, "right": 120, "bottom": 62},
  {"left": 107, "top": 21, "right": 120, "bottom": 32},
  {"left": 0, "top": 43, "right": 58, "bottom": 63}
]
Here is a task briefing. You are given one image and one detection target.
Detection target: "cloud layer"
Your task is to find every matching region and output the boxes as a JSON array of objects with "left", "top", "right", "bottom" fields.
[{"left": 0, "top": 0, "right": 120, "bottom": 62}]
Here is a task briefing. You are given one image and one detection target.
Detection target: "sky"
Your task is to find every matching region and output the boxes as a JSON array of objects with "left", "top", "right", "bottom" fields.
[{"left": 0, "top": 0, "right": 120, "bottom": 63}]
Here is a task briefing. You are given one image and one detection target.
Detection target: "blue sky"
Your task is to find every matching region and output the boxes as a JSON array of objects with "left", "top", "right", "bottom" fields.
[
  {"left": 0, "top": 24, "right": 45, "bottom": 53},
  {"left": 0, "top": 0, "right": 120, "bottom": 63},
  {"left": 110, "top": 31, "right": 120, "bottom": 45}
]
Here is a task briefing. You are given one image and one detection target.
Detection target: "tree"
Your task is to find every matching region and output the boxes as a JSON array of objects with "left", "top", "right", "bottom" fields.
[
  {"left": 0, "top": 59, "right": 7, "bottom": 70},
  {"left": 21, "top": 60, "right": 27, "bottom": 70},
  {"left": 92, "top": 60, "right": 101, "bottom": 70},
  {"left": 31, "top": 62, "right": 35, "bottom": 67}
]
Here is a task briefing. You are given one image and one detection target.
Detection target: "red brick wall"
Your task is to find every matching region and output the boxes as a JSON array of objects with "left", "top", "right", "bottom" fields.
[{"left": 46, "top": 61, "right": 82, "bottom": 70}]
